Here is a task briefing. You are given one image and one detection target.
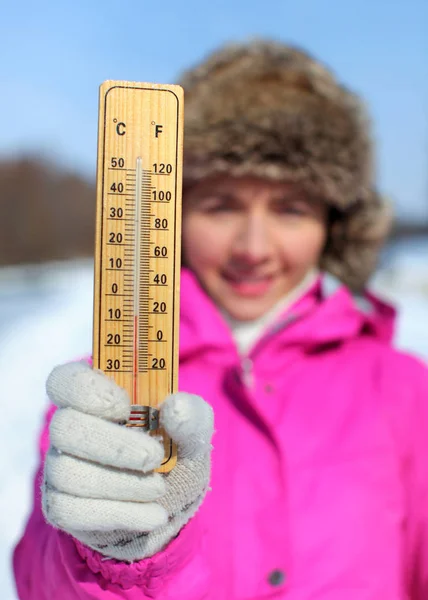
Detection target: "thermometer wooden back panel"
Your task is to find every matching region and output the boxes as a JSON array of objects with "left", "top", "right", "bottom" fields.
[{"left": 93, "top": 81, "right": 183, "bottom": 472}]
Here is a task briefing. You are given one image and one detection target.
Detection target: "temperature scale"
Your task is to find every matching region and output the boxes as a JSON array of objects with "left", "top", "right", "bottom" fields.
[{"left": 92, "top": 81, "right": 184, "bottom": 472}]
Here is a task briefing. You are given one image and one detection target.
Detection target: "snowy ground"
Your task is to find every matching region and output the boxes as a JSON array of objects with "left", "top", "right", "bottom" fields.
[
  {"left": 0, "top": 260, "right": 94, "bottom": 597},
  {"left": 372, "top": 239, "right": 428, "bottom": 359},
  {"left": 2, "top": 247, "right": 428, "bottom": 598}
]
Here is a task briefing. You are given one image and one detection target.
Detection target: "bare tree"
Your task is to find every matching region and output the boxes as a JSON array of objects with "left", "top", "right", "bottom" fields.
[{"left": 0, "top": 158, "right": 95, "bottom": 266}]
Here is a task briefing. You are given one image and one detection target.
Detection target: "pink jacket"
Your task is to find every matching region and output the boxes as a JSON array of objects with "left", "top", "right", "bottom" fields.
[{"left": 13, "top": 268, "right": 428, "bottom": 599}]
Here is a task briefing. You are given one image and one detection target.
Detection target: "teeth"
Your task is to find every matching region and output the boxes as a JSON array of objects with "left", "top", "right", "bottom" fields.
[{"left": 227, "top": 275, "right": 268, "bottom": 282}]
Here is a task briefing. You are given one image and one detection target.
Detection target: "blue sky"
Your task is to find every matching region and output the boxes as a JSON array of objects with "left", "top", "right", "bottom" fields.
[{"left": 1, "top": 0, "right": 427, "bottom": 221}]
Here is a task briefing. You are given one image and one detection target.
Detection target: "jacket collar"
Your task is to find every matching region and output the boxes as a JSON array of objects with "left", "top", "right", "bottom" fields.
[{"left": 179, "top": 268, "right": 396, "bottom": 361}]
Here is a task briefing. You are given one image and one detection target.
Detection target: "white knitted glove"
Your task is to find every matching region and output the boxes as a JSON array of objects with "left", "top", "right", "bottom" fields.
[{"left": 42, "top": 361, "right": 213, "bottom": 562}]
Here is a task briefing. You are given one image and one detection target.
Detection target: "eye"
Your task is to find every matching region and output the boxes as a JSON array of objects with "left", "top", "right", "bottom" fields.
[
  {"left": 274, "top": 201, "right": 308, "bottom": 216},
  {"left": 197, "top": 196, "right": 238, "bottom": 213},
  {"left": 206, "top": 202, "right": 232, "bottom": 213}
]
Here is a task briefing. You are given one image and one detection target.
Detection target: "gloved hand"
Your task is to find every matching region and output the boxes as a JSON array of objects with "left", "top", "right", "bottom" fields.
[{"left": 42, "top": 361, "right": 213, "bottom": 562}]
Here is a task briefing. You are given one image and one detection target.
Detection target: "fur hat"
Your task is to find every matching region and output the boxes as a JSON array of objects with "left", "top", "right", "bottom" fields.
[{"left": 178, "top": 40, "right": 392, "bottom": 291}]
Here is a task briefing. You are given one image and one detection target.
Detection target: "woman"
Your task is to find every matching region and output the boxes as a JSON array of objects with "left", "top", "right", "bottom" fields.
[{"left": 13, "top": 40, "right": 428, "bottom": 599}]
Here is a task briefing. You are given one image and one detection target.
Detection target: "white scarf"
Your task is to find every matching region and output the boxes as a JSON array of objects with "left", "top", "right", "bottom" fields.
[{"left": 222, "top": 269, "right": 319, "bottom": 356}]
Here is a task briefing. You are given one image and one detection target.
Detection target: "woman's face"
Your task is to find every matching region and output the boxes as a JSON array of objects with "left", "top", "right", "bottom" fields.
[{"left": 182, "top": 176, "right": 327, "bottom": 321}]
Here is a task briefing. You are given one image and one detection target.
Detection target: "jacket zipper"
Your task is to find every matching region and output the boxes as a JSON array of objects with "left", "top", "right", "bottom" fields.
[
  {"left": 241, "top": 356, "right": 254, "bottom": 389},
  {"left": 239, "top": 314, "right": 300, "bottom": 390}
]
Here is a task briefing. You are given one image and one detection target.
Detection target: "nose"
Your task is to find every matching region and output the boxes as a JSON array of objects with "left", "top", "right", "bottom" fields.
[{"left": 232, "top": 212, "right": 271, "bottom": 264}]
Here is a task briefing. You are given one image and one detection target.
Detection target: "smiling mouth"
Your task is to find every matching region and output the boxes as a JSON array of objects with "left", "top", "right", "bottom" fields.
[{"left": 222, "top": 272, "right": 275, "bottom": 297}]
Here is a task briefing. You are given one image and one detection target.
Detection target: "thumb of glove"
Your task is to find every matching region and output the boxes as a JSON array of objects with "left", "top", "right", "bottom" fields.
[{"left": 160, "top": 392, "right": 214, "bottom": 459}]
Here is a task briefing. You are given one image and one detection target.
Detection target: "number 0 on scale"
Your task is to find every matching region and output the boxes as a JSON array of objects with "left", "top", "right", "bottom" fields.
[{"left": 92, "top": 81, "right": 184, "bottom": 472}]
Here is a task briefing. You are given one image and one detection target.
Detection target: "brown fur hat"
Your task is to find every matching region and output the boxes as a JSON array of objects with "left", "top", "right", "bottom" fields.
[{"left": 178, "top": 40, "right": 392, "bottom": 291}]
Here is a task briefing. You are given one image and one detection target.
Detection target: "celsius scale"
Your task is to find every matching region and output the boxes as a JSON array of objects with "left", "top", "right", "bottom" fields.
[{"left": 92, "top": 81, "right": 184, "bottom": 472}]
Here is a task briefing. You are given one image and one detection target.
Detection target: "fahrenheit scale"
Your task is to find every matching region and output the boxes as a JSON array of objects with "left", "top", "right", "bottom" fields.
[{"left": 92, "top": 81, "right": 184, "bottom": 472}]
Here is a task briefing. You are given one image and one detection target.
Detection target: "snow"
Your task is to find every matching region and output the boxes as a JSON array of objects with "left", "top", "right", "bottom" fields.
[
  {"left": 2, "top": 249, "right": 428, "bottom": 598},
  {"left": 373, "top": 239, "right": 428, "bottom": 359},
  {"left": 0, "top": 259, "right": 94, "bottom": 598}
]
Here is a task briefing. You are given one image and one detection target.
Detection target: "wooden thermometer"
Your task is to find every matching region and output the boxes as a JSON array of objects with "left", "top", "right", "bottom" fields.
[{"left": 92, "top": 81, "right": 184, "bottom": 472}]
